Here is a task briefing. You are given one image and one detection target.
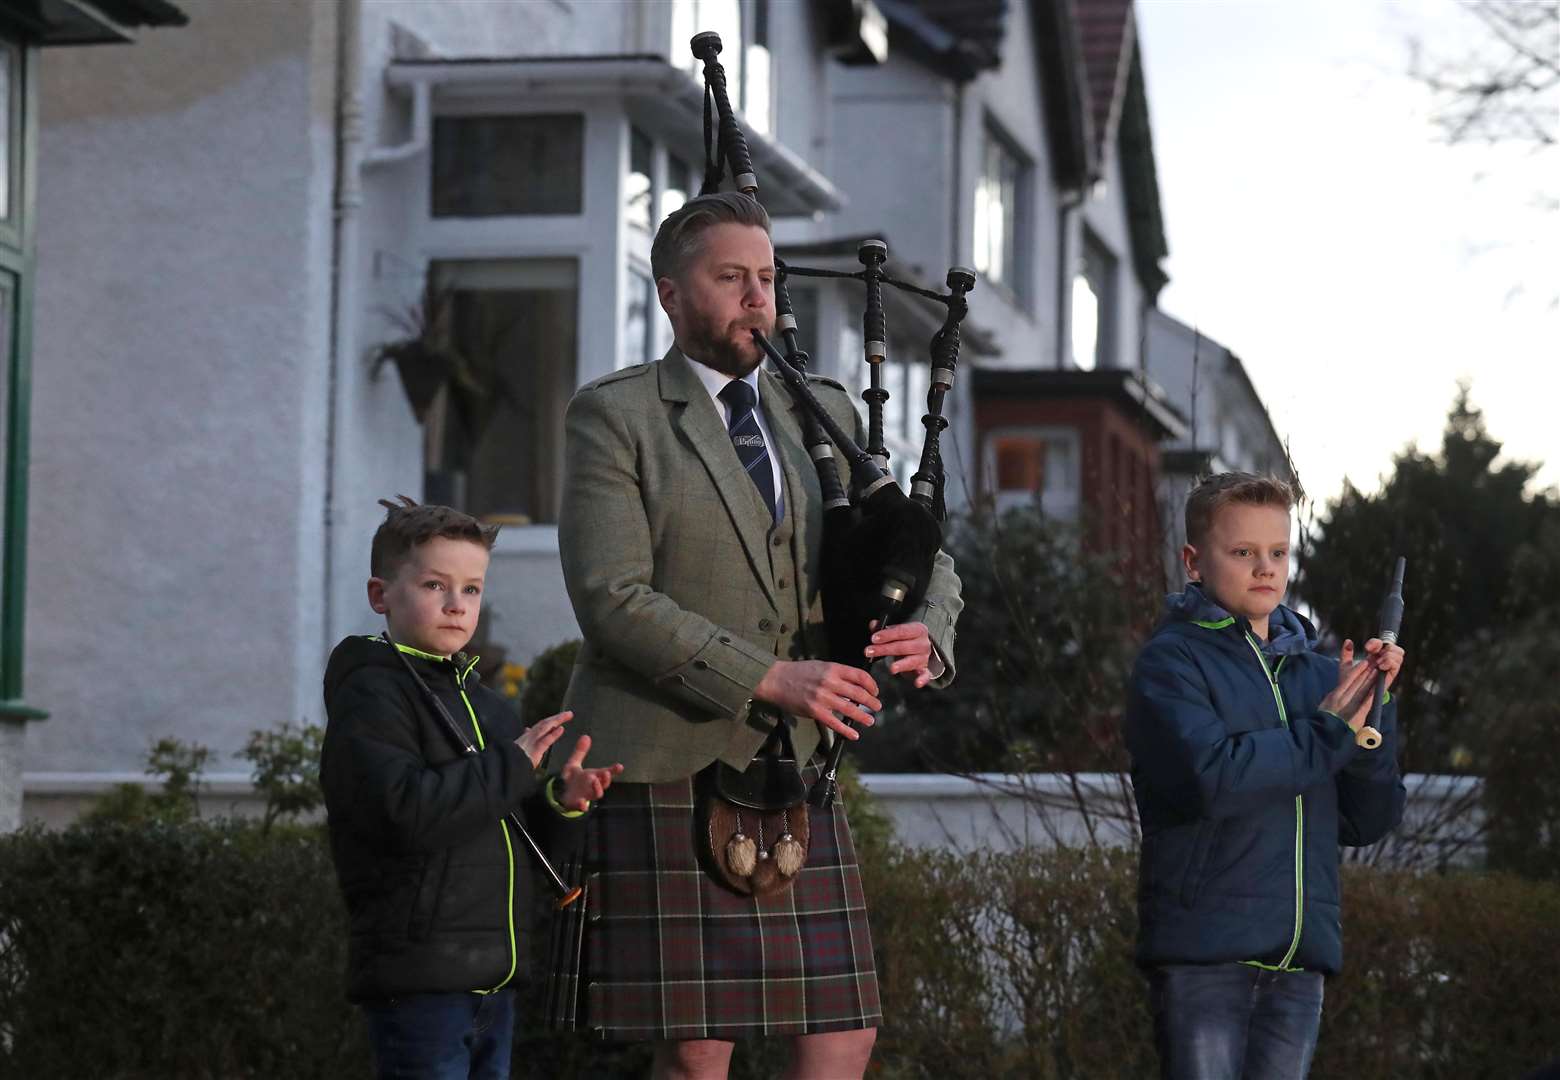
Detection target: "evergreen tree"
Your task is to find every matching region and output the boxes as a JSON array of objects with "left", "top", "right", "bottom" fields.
[{"left": 1297, "top": 385, "right": 1557, "bottom": 774}]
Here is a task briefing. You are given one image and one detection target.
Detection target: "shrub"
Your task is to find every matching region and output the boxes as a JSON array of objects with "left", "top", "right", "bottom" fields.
[
  {"left": 0, "top": 819, "right": 365, "bottom": 1079},
  {"left": 519, "top": 639, "right": 580, "bottom": 728}
]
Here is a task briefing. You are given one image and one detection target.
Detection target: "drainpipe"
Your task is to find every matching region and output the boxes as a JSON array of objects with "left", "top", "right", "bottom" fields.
[
  {"left": 1054, "top": 190, "right": 1083, "bottom": 369},
  {"left": 325, "top": 0, "right": 365, "bottom": 657}
]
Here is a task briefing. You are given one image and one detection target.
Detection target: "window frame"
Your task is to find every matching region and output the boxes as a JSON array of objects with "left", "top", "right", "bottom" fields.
[
  {"left": 982, "top": 425, "right": 1082, "bottom": 519},
  {"left": 972, "top": 118, "right": 1031, "bottom": 306}
]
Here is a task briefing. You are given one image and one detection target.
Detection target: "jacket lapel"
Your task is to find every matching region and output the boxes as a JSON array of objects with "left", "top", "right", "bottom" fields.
[{"left": 660, "top": 347, "right": 779, "bottom": 607}]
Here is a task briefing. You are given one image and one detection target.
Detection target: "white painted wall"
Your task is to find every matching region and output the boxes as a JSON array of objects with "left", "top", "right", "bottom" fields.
[{"left": 25, "top": 0, "right": 336, "bottom": 780}]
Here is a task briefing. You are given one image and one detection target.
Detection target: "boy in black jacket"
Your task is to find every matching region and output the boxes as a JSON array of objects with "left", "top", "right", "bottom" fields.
[
  {"left": 322, "top": 497, "right": 621, "bottom": 1080},
  {"left": 1125, "top": 473, "right": 1406, "bottom": 1080}
]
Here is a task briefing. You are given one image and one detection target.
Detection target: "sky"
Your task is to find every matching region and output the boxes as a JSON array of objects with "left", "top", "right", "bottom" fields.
[{"left": 1134, "top": 0, "right": 1558, "bottom": 508}]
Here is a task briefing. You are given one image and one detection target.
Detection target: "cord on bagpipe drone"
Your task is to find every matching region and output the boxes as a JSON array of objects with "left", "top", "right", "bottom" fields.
[{"left": 690, "top": 31, "right": 974, "bottom": 807}]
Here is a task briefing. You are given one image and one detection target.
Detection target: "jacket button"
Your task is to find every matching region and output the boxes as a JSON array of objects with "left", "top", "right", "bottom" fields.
[
  {"left": 780, "top": 624, "right": 790, "bottom": 634},
  {"left": 718, "top": 635, "right": 732, "bottom": 644},
  {"left": 694, "top": 659, "right": 709, "bottom": 670},
  {"left": 758, "top": 618, "right": 773, "bottom": 631},
  {"left": 772, "top": 536, "right": 785, "bottom": 548},
  {"left": 776, "top": 578, "right": 789, "bottom": 589}
]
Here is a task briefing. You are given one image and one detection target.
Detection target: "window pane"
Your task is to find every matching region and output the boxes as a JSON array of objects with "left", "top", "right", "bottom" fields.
[
  {"left": 974, "top": 130, "right": 1019, "bottom": 289},
  {"left": 678, "top": 0, "right": 742, "bottom": 110},
  {"left": 745, "top": 43, "right": 771, "bottom": 137},
  {"left": 1071, "top": 273, "right": 1099, "bottom": 371},
  {"left": 430, "top": 259, "right": 579, "bottom": 524},
  {"left": 995, "top": 437, "right": 1041, "bottom": 492},
  {"left": 626, "top": 127, "right": 653, "bottom": 232},
  {"left": 787, "top": 284, "right": 819, "bottom": 361},
  {"left": 876, "top": 357, "right": 907, "bottom": 451},
  {"left": 905, "top": 359, "right": 929, "bottom": 441},
  {"left": 661, "top": 152, "right": 692, "bottom": 224},
  {"left": 432, "top": 114, "right": 583, "bottom": 217},
  {"left": 622, "top": 267, "right": 654, "bottom": 370}
]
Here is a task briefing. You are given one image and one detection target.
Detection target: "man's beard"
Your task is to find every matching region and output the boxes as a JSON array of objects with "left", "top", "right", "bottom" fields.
[{"left": 681, "top": 308, "right": 773, "bottom": 377}]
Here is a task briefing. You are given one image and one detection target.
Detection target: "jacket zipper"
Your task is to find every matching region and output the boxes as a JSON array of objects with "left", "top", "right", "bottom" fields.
[
  {"left": 454, "top": 666, "right": 519, "bottom": 994},
  {"left": 1244, "top": 634, "right": 1304, "bottom": 971}
]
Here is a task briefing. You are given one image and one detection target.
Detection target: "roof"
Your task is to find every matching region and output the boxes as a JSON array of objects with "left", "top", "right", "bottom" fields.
[
  {"left": 1118, "top": 44, "right": 1169, "bottom": 298},
  {"left": 1031, "top": 0, "right": 1096, "bottom": 189},
  {"left": 1074, "top": 0, "right": 1134, "bottom": 164},
  {"left": 876, "top": 0, "right": 1010, "bottom": 81},
  {"left": 973, "top": 367, "right": 1187, "bottom": 439},
  {"left": 0, "top": 0, "right": 187, "bottom": 46}
]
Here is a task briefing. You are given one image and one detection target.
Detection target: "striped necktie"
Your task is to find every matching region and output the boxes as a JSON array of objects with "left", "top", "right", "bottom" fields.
[{"left": 718, "top": 379, "right": 778, "bottom": 523}]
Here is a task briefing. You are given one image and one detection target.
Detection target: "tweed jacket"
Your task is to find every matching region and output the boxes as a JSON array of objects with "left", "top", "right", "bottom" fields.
[{"left": 558, "top": 346, "right": 962, "bottom": 783}]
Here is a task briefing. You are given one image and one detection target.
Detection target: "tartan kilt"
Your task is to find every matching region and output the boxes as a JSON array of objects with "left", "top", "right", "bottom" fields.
[{"left": 544, "top": 759, "right": 881, "bottom": 1041}]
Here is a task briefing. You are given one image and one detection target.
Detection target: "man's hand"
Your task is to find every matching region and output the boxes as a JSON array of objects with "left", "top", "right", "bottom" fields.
[
  {"left": 865, "top": 621, "right": 936, "bottom": 688},
  {"left": 1319, "top": 638, "right": 1406, "bottom": 732},
  {"left": 516, "top": 710, "right": 573, "bottom": 769},
  {"left": 753, "top": 660, "right": 881, "bottom": 741},
  {"left": 557, "top": 733, "right": 624, "bottom": 811}
]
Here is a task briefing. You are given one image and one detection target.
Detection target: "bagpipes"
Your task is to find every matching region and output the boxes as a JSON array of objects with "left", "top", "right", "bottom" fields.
[{"left": 690, "top": 31, "right": 975, "bottom": 807}]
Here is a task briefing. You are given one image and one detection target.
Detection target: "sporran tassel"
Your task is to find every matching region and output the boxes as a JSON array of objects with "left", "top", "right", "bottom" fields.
[
  {"left": 726, "top": 811, "right": 757, "bottom": 877},
  {"left": 773, "top": 810, "right": 806, "bottom": 877}
]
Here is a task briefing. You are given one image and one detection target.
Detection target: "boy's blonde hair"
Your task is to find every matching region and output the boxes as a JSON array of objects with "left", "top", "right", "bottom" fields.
[
  {"left": 1184, "top": 472, "right": 1301, "bottom": 547},
  {"left": 369, "top": 496, "right": 500, "bottom": 581}
]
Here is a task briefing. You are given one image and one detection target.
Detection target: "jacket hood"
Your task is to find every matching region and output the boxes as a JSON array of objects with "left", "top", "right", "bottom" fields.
[
  {"left": 1164, "top": 583, "right": 1317, "bottom": 657},
  {"left": 323, "top": 634, "right": 482, "bottom": 705}
]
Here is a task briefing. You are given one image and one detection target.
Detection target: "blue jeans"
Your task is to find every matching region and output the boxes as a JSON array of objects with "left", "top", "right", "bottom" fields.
[
  {"left": 1149, "top": 963, "right": 1324, "bottom": 1080},
  {"left": 360, "top": 990, "right": 515, "bottom": 1080}
]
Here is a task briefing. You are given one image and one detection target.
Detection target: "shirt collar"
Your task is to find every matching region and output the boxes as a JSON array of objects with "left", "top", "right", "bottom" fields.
[{"left": 684, "top": 351, "right": 762, "bottom": 410}]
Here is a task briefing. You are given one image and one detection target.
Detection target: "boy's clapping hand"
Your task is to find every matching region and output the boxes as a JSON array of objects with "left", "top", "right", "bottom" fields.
[
  {"left": 1320, "top": 638, "right": 1406, "bottom": 731},
  {"left": 517, "top": 709, "right": 575, "bottom": 768},
  {"left": 557, "top": 734, "right": 624, "bottom": 811}
]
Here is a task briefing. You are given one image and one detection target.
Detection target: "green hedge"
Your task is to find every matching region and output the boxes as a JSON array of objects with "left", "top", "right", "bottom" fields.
[
  {"left": 0, "top": 820, "right": 365, "bottom": 1079},
  {"left": 2, "top": 818, "right": 1556, "bottom": 1078}
]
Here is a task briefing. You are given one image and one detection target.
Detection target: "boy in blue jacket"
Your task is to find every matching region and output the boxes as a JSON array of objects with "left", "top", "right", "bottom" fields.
[{"left": 1125, "top": 473, "right": 1406, "bottom": 1080}]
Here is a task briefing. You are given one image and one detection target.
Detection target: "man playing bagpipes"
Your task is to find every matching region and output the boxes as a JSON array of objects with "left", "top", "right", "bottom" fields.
[{"left": 543, "top": 191, "right": 962, "bottom": 1079}]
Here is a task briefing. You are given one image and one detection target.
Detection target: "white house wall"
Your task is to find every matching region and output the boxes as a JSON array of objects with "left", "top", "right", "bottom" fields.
[{"left": 25, "top": 0, "right": 336, "bottom": 784}]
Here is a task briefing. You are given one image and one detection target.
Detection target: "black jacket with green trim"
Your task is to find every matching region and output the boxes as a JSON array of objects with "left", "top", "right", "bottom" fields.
[{"left": 321, "top": 634, "right": 571, "bottom": 1002}]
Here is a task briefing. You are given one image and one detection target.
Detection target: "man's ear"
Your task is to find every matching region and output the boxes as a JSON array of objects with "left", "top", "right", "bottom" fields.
[
  {"left": 1180, "top": 543, "right": 1200, "bottom": 582},
  {"left": 367, "top": 577, "right": 388, "bottom": 614},
  {"left": 656, "top": 275, "right": 678, "bottom": 320}
]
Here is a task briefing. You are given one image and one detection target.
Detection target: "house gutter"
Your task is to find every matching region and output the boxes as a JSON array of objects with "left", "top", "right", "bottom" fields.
[{"left": 325, "top": 0, "right": 364, "bottom": 657}]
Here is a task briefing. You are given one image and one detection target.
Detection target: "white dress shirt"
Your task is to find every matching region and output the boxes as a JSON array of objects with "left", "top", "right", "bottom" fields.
[{"left": 687, "top": 358, "right": 786, "bottom": 523}]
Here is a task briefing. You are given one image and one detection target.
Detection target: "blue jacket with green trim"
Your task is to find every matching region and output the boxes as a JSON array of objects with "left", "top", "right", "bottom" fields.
[
  {"left": 1124, "top": 586, "right": 1406, "bottom": 976},
  {"left": 321, "top": 635, "right": 577, "bottom": 1002}
]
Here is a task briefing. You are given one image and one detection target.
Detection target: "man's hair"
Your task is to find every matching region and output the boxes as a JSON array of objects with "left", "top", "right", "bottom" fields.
[
  {"left": 369, "top": 495, "right": 500, "bottom": 580},
  {"left": 650, "top": 191, "right": 771, "bottom": 282},
  {"left": 1184, "top": 472, "right": 1302, "bottom": 548}
]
